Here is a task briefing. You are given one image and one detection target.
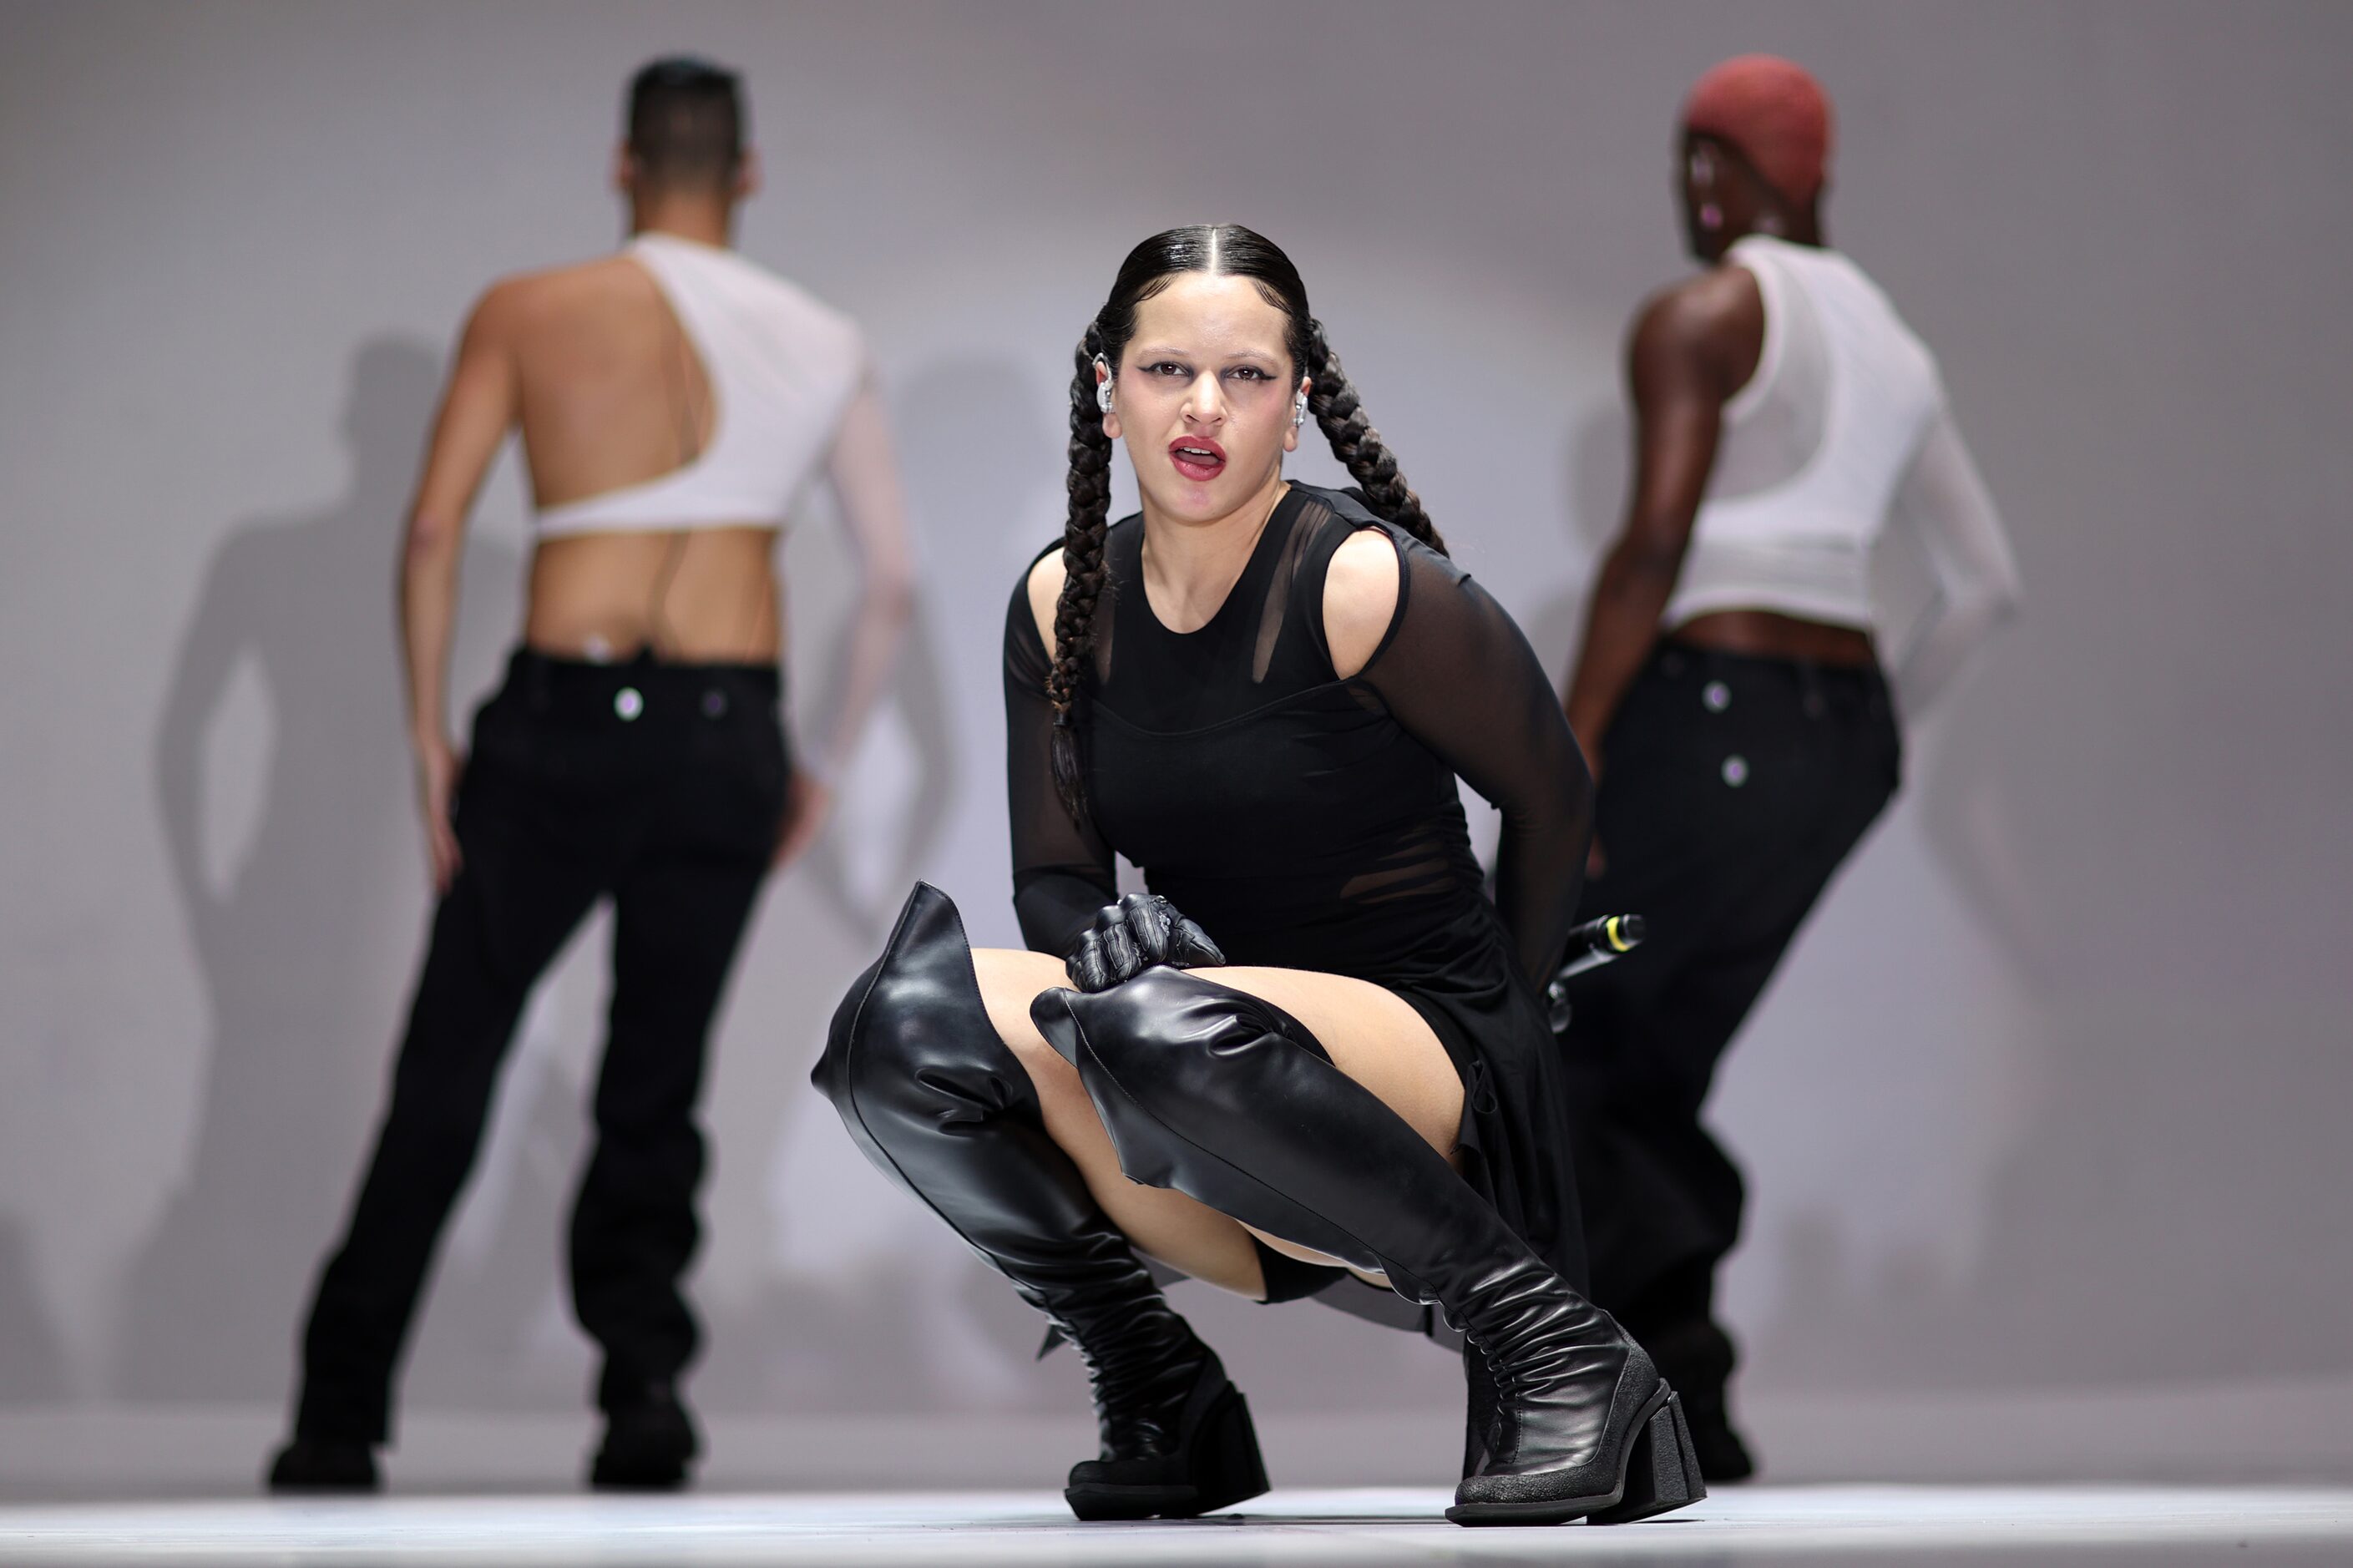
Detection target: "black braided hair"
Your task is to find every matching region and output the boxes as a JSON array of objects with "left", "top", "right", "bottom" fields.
[
  {"left": 1303, "top": 316, "right": 1445, "bottom": 554},
  {"left": 1047, "top": 321, "right": 1116, "bottom": 820},
  {"left": 1047, "top": 224, "right": 1442, "bottom": 823}
]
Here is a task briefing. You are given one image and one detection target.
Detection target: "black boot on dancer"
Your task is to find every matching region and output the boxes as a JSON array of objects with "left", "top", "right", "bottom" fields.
[
  {"left": 1034, "top": 969, "right": 1705, "bottom": 1528},
  {"left": 589, "top": 1383, "right": 700, "bottom": 1490},
  {"left": 266, "top": 1436, "right": 378, "bottom": 1493},
  {"left": 812, "top": 883, "right": 1268, "bottom": 1521}
]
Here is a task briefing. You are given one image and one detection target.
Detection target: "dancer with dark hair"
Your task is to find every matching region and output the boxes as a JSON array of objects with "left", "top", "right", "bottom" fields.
[
  {"left": 266, "top": 57, "right": 913, "bottom": 1492},
  {"left": 815, "top": 225, "right": 1704, "bottom": 1527},
  {"left": 1560, "top": 55, "right": 2022, "bottom": 1480}
]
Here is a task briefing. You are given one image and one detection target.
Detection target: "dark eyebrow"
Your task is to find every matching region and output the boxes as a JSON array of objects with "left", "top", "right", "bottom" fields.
[{"left": 1130, "top": 345, "right": 1283, "bottom": 367}]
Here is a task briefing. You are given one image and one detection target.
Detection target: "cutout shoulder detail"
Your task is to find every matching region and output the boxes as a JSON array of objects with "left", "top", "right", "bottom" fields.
[
  {"left": 1025, "top": 547, "right": 1067, "bottom": 660},
  {"left": 1323, "top": 528, "right": 1404, "bottom": 680}
]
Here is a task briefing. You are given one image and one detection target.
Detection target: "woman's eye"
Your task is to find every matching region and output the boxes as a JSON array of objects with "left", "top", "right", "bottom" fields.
[
  {"left": 1227, "top": 367, "right": 1268, "bottom": 382},
  {"left": 1146, "top": 362, "right": 1187, "bottom": 377}
]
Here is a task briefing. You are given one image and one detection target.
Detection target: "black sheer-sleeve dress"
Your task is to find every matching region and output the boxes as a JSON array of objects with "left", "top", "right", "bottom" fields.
[{"left": 1003, "top": 483, "right": 1596, "bottom": 1332}]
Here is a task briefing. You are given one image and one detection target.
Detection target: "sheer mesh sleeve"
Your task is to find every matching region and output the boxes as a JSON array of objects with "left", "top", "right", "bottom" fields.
[
  {"left": 1352, "top": 537, "right": 1595, "bottom": 986},
  {"left": 1004, "top": 559, "right": 1117, "bottom": 955},
  {"left": 1885, "top": 406, "right": 2022, "bottom": 716},
  {"left": 810, "top": 375, "right": 915, "bottom": 780}
]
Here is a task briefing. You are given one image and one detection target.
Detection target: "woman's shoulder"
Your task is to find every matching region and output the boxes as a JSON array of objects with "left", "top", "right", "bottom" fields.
[
  {"left": 1003, "top": 540, "right": 1063, "bottom": 670},
  {"left": 1288, "top": 486, "right": 1409, "bottom": 679},
  {"left": 1014, "top": 515, "right": 1140, "bottom": 658}
]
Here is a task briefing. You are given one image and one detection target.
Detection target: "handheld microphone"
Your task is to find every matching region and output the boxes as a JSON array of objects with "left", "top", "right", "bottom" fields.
[{"left": 1545, "top": 913, "right": 1645, "bottom": 1033}]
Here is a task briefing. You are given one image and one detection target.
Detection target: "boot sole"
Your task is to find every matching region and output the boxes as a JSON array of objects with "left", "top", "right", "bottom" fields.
[
  {"left": 1065, "top": 1387, "right": 1269, "bottom": 1520},
  {"left": 1446, "top": 1386, "right": 1705, "bottom": 1527}
]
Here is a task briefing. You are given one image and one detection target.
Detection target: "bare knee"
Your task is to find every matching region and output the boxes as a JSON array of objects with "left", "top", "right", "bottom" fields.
[
  {"left": 970, "top": 949, "right": 1068, "bottom": 1046},
  {"left": 969, "top": 947, "right": 1086, "bottom": 1097}
]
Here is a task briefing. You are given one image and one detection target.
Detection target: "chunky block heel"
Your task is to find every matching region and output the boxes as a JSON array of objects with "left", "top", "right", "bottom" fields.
[
  {"left": 1189, "top": 1388, "right": 1272, "bottom": 1514},
  {"left": 1591, "top": 1388, "right": 1707, "bottom": 1525},
  {"left": 1064, "top": 1365, "right": 1269, "bottom": 1520}
]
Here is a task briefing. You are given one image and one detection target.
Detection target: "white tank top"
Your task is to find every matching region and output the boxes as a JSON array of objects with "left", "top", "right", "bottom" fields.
[
  {"left": 1662, "top": 235, "right": 1944, "bottom": 631},
  {"left": 534, "top": 233, "right": 867, "bottom": 537}
]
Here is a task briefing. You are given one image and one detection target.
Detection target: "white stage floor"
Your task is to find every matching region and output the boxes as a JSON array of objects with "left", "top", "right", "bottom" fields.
[{"left": 0, "top": 1486, "right": 2347, "bottom": 1566}]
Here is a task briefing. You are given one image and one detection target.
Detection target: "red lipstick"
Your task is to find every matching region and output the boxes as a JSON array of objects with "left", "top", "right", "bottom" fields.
[{"left": 1168, "top": 436, "right": 1227, "bottom": 483}]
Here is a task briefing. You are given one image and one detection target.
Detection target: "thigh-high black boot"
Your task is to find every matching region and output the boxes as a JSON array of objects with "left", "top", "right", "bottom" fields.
[
  {"left": 1033, "top": 969, "right": 1704, "bottom": 1527},
  {"left": 812, "top": 884, "right": 1268, "bottom": 1520}
]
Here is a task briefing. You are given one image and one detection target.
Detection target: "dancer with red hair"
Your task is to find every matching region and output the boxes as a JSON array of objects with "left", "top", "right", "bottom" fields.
[{"left": 1558, "top": 54, "right": 2022, "bottom": 1480}]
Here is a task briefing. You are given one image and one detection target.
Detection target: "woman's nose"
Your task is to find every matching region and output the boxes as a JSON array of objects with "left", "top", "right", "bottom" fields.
[{"left": 1182, "top": 372, "right": 1226, "bottom": 426}]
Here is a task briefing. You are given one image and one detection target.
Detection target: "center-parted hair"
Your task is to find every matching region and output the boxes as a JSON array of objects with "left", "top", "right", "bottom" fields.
[
  {"left": 1047, "top": 224, "right": 1444, "bottom": 822},
  {"left": 626, "top": 56, "right": 746, "bottom": 191}
]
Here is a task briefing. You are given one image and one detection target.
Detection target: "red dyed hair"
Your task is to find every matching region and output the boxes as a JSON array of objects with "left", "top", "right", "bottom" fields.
[{"left": 1681, "top": 54, "right": 1834, "bottom": 205}]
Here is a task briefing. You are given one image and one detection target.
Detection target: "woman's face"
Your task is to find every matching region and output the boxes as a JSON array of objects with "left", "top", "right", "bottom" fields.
[{"left": 1102, "top": 271, "right": 1304, "bottom": 527}]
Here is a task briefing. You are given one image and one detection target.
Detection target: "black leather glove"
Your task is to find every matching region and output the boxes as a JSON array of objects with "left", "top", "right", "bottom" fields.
[{"left": 1065, "top": 893, "right": 1226, "bottom": 994}]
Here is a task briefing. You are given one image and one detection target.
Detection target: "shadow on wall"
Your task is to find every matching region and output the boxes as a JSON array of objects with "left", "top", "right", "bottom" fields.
[
  {"left": 1524, "top": 402, "right": 1628, "bottom": 682},
  {"left": 691, "top": 352, "right": 1054, "bottom": 1418},
  {"left": 119, "top": 337, "right": 524, "bottom": 1404},
  {"left": 0, "top": 1217, "right": 68, "bottom": 1402}
]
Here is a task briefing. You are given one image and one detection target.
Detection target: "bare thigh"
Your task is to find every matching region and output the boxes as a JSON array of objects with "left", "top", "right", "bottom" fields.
[{"left": 969, "top": 950, "right": 1465, "bottom": 1301}]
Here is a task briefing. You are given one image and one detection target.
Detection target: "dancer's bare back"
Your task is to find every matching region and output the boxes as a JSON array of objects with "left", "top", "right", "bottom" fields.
[{"left": 423, "top": 250, "right": 781, "bottom": 664}]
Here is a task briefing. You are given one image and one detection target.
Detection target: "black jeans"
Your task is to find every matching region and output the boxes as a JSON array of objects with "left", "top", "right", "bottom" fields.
[
  {"left": 293, "top": 649, "right": 787, "bottom": 1443},
  {"left": 1563, "top": 641, "right": 1899, "bottom": 1396}
]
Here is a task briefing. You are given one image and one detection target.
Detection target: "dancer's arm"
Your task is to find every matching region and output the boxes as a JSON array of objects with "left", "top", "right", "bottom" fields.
[
  {"left": 1884, "top": 407, "right": 2021, "bottom": 716},
  {"left": 1004, "top": 553, "right": 1118, "bottom": 954},
  {"left": 778, "top": 376, "right": 918, "bottom": 868},
  {"left": 400, "top": 288, "right": 519, "bottom": 891},
  {"left": 1331, "top": 531, "right": 1596, "bottom": 987},
  {"left": 1560, "top": 271, "right": 1758, "bottom": 770}
]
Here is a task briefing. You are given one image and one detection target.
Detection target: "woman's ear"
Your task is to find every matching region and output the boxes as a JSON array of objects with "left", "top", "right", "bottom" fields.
[
  {"left": 1096, "top": 357, "right": 1121, "bottom": 441},
  {"left": 1283, "top": 377, "right": 1312, "bottom": 454}
]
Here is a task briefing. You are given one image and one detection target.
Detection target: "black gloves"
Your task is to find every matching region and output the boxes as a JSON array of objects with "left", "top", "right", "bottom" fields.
[{"left": 1065, "top": 893, "right": 1225, "bottom": 994}]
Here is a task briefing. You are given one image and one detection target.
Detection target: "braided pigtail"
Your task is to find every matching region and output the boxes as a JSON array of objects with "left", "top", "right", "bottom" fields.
[
  {"left": 1043, "top": 225, "right": 1428, "bottom": 823},
  {"left": 1303, "top": 317, "right": 1448, "bottom": 557},
  {"left": 1048, "top": 322, "right": 1117, "bottom": 822}
]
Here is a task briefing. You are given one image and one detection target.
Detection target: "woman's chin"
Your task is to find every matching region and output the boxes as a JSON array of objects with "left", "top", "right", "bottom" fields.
[{"left": 1137, "top": 467, "right": 1274, "bottom": 527}]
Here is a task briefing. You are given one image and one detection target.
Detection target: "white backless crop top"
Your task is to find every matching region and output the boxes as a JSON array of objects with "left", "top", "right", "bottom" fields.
[
  {"left": 1664, "top": 235, "right": 1946, "bottom": 631},
  {"left": 534, "top": 233, "right": 867, "bottom": 537}
]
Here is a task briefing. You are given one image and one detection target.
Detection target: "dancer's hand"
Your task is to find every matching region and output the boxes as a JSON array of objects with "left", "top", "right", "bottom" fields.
[
  {"left": 1065, "top": 893, "right": 1225, "bottom": 993},
  {"left": 413, "top": 733, "right": 464, "bottom": 895},
  {"left": 773, "top": 771, "right": 832, "bottom": 871}
]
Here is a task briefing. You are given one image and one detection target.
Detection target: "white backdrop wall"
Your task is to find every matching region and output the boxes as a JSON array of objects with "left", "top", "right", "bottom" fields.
[{"left": 2, "top": 0, "right": 2349, "bottom": 1481}]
